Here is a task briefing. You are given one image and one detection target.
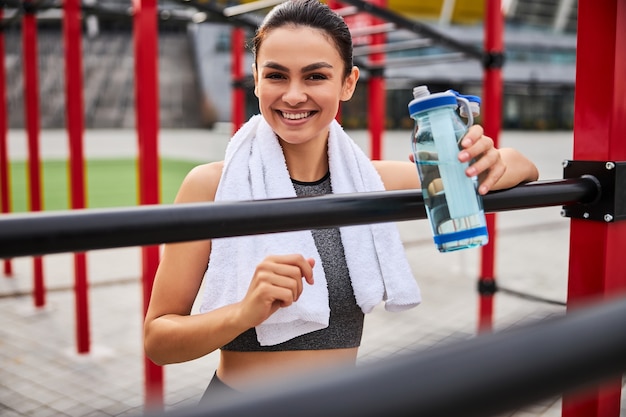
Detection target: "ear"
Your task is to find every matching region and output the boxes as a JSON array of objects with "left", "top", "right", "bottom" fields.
[
  {"left": 340, "top": 66, "right": 360, "bottom": 102},
  {"left": 252, "top": 63, "right": 259, "bottom": 97}
]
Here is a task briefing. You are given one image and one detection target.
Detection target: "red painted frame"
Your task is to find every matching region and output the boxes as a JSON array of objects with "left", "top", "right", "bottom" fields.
[
  {"left": 478, "top": 0, "right": 504, "bottom": 333},
  {"left": 63, "top": 0, "right": 90, "bottom": 355},
  {"left": 562, "top": 0, "right": 626, "bottom": 416},
  {"left": 368, "top": 0, "right": 386, "bottom": 161},
  {"left": 231, "top": 26, "right": 246, "bottom": 134},
  {"left": 22, "top": 5, "right": 45, "bottom": 308},
  {"left": 0, "top": 7, "right": 12, "bottom": 277},
  {"left": 132, "top": 0, "right": 164, "bottom": 410}
]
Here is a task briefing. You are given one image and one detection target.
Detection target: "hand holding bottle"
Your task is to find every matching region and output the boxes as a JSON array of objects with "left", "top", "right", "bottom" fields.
[{"left": 456, "top": 124, "right": 506, "bottom": 195}]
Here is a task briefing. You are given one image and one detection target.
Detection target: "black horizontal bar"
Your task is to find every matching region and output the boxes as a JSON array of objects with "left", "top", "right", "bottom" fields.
[
  {"left": 179, "top": 0, "right": 260, "bottom": 30},
  {"left": 0, "top": 178, "right": 599, "bottom": 259},
  {"left": 160, "top": 296, "right": 626, "bottom": 417},
  {"left": 338, "top": 0, "right": 484, "bottom": 60},
  {"left": 484, "top": 177, "right": 598, "bottom": 212},
  {"left": 0, "top": 0, "right": 256, "bottom": 29}
]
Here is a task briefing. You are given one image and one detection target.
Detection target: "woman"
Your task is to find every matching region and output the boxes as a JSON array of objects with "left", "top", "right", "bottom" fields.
[{"left": 143, "top": 0, "right": 539, "bottom": 400}]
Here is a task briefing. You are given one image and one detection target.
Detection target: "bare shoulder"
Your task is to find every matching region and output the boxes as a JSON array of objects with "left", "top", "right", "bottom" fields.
[
  {"left": 175, "top": 161, "right": 224, "bottom": 204},
  {"left": 371, "top": 160, "right": 420, "bottom": 191}
]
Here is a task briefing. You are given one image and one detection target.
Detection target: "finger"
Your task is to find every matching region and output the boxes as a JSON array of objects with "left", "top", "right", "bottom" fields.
[
  {"left": 266, "top": 254, "right": 314, "bottom": 285},
  {"left": 241, "top": 276, "right": 297, "bottom": 325},
  {"left": 477, "top": 163, "right": 507, "bottom": 195},
  {"left": 459, "top": 124, "right": 484, "bottom": 149},
  {"left": 266, "top": 262, "right": 305, "bottom": 301},
  {"left": 465, "top": 147, "right": 499, "bottom": 178},
  {"left": 459, "top": 135, "right": 494, "bottom": 164},
  {"left": 254, "top": 268, "right": 302, "bottom": 305},
  {"left": 265, "top": 285, "right": 298, "bottom": 310},
  {"left": 273, "top": 276, "right": 302, "bottom": 306},
  {"left": 261, "top": 254, "right": 314, "bottom": 295},
  {"left": 304, "top": 258, "right": 315, "bottom": 285}
]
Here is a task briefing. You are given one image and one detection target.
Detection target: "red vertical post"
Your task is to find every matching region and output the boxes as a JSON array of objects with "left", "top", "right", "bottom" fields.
[
  {"left": 63, "top": 0, "right": 90, "bottom": 355},
  {"left": 562, "top": 0, "right": 626, "bottom": 416},
  {"left": 0, "top": 7, "right": 13, "bottom": 277},
  {"left": 231, "top": 26, "right": 245, "bottom": 134},
  {"left": 328, "top": 0, "right": 343, "bottom": 122},
  {"left": 22, "top": 1, "right": 45, "bottom": 308},
  {"left": 368, "top": 0, "right": 386, "bottom": 161},
  {"left": 132, "top": 0, "right": 163, "bottom": 410},
  {"left": 478, "top": 0, "right": 504, "bottom": 333}
]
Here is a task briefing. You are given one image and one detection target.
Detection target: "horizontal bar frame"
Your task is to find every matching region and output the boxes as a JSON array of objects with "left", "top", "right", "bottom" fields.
[
  {"left": 163, "top": 296, "right": 626, "bottom": 417},
  {"left": 0, "top": 177, "right": 598, "bottom": 259}
]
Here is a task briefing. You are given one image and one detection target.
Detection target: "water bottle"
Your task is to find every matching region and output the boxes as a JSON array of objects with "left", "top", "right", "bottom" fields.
[{"left": 408, "top": 85, "right": 488, "bottom": 252}]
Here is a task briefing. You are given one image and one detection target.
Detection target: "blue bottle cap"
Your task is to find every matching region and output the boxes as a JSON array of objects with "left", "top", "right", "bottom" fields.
[
  {"left": 446, "top": 90, "right": 481, "bottom": 117},
  {"left": 447, "top": 89, "right": 482, "bottom": 106},
  {"left": 408, "top": 92, "right": 458, "bottom": 116}
]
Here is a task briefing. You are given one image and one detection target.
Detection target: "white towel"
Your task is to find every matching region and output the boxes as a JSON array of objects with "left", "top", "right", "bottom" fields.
[{"left": 200, "top": 115, "right": 421, "bottom": 345}]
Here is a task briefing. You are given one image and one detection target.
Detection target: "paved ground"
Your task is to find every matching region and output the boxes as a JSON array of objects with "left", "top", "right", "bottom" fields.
[{"left": 0, "top": 127, "right": 624, "bottom": 416}]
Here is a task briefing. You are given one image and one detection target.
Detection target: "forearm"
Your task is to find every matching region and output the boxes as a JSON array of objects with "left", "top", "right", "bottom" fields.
[
  {"left": 492, "top": 147, "right": 539, "bottom": 191},
  {"left": 144, "top": 303, "right": 249, "bottom": 365}
]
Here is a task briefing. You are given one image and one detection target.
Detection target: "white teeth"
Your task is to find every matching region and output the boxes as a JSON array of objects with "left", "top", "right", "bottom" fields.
[{"left": 282, "top": 112, "right": 310, "bottom": 120}]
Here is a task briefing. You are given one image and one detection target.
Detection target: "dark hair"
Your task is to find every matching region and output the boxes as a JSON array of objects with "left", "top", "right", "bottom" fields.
[{"left": 252, "top": 0, "right": 354, "bottom": 77}]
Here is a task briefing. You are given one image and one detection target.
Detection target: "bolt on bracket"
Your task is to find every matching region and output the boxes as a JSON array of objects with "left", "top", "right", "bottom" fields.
[{"left": 561, "top": 160, "right": 626, "bottom": 222}]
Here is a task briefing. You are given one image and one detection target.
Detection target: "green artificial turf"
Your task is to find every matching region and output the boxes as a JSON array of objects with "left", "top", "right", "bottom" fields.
[{"left": 3, "top": 158, "right": 201, "bottom": 212}]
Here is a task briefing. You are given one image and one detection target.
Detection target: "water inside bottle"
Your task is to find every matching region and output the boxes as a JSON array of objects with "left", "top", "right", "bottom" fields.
[{"left": 415, "top": 159, "right": 489, "bottom": 252}]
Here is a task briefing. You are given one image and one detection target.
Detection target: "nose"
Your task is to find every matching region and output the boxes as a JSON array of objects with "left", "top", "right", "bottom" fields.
[{"left": 282, "top": 80, "right": 307, "bottom": 106}]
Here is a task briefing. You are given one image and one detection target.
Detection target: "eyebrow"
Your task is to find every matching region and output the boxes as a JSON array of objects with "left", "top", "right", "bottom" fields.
[{"left": 262, "top": 61, "right": 334, "bottom": 73}]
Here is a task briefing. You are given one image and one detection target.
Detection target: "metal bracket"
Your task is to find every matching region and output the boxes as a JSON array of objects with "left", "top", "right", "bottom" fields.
[
  {"left": 477, "top": 278, "right": 497, "bottom": 295},
  {"left": 561, "top": 160, "right": 626, "bottom": 222},
  {"left": 482, "top": 51, "right": 505, "bottom": 69}
]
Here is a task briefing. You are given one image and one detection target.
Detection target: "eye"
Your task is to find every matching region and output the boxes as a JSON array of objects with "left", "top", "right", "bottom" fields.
[
  {"left": 306, "top": 73, "right": 328, "bottom": 81},
  {"left": 265, "top": 72, "right": 286, "bottom": 80}
]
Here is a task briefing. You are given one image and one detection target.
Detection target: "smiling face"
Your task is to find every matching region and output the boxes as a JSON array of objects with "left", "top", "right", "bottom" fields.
[{"left": 253, "top": 25, "right": 359, "bottom": 146}]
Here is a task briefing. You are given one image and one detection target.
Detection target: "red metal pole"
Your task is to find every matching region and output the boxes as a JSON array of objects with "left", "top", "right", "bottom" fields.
[
  {"left": 368, "top": 0, "right": 386, "bottom": 161},
  {"left": 231, "top": 27, "right": 245, "bottom": 134},
  {"left": 562, "top": 0, "right": 626, "bottom": 416},
  {"left": 22, "top": 2, "right": 45, "bottom": 308},
  {"left": 368, "top": 75, "right": 384, "bottom": 160},
  {"left": 132, "top": 0, "right": 163, "bottom": 410},
  {"left": 328, "top": 0, "right": 343, "bottom": 122},
  {"left": 0, "top": 7, "right": 13, "bottom": 277},
  {"left": 478, "top": 0, "right": 503, "bottom": 333},
  {"left": 63, "top": 0, "right": 90, "bottom": 355}
]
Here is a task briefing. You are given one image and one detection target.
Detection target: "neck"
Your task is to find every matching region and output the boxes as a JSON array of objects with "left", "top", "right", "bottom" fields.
[{"left": 280, "top": 136, "right": 329, "bottom": 183}]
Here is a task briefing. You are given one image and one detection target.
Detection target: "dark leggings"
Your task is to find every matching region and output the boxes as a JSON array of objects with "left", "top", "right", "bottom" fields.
[{"left": 199, "top": 372, "right": 239, "bottom": 405}]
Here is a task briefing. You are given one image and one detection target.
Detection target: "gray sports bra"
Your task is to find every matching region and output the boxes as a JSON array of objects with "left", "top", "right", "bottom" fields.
[{"left": 221, "top": 172, "right": 365, "bottom": 351}]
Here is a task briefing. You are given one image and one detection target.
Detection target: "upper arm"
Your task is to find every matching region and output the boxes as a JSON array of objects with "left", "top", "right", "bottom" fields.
[
  {"left": 372, "top": 160, "right": 420, "bottom": 191},
  {"left": 173, "top": 161, "right": 224, "bottom": 204},
  {"left": 145, "top": 162, "right": 224, "bottom": 322}
]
